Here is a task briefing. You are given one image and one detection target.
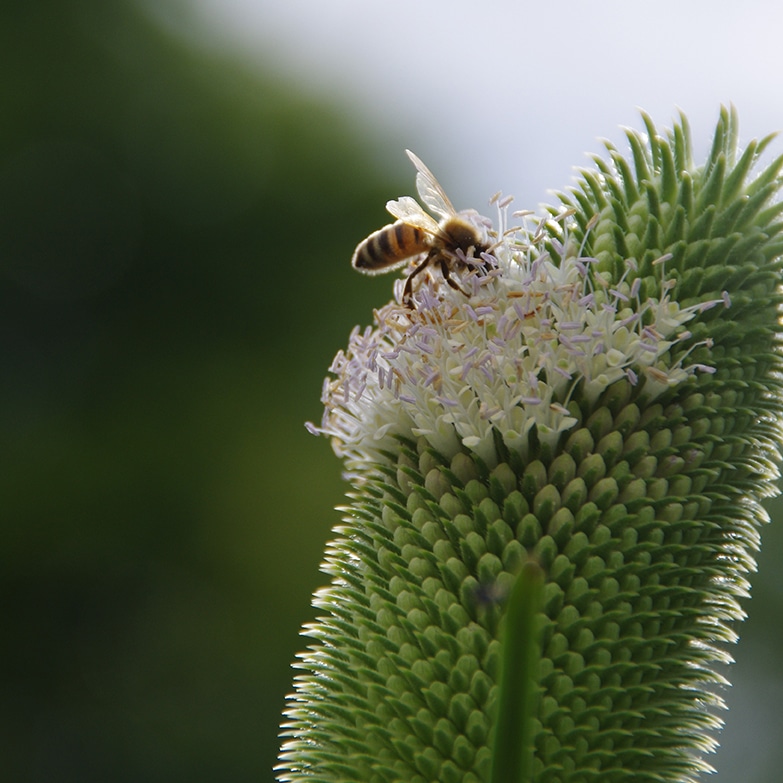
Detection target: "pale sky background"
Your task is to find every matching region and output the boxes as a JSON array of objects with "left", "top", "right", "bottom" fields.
[
  {"left": 158, "top": 2, "right": 782, "bottom": 780},
  {"left": 162, "top": 0, "right": 783, "bottom": 219}
]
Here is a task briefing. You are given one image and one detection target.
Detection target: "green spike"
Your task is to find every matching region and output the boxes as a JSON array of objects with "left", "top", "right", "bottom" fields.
[
  {"left": 641, "top": 110, "right": 661, "bottom": 170},
  {"left": 659, "top": 134, "right": 678, "bottom": 205},
  {"left": 612, "top": 148, "right": 641, "bottom": 204},
  {"left": 640, "top": 210, "right": 661, "bottom": 255},
  {"left": 676, "top": 170, "right": 694, "bottom": 217},
  {"left": 662, "top": 204, "right": 686, "bottom": 246},
  {"left": 725, "top": 104, "right": 740, "bottom": 166},
  {"left": 747, "top": 151, "right": 783, "bottom": 197},
  {"left": 711, "top": 196, "right": 748, "bottom": 237},
  {"left": 675, "top": 108, "right": 694, "bottom": 172},
  {"left": 757, "top": 199, "right": 783, "bottom": 228},
  {"left": 722, "top": 138, "right": 760, "bottom": 203},
  {"left": 643, "top": 179, "right": 662, "bottom": 222},
  {"left": 582, "top": 169, "right": 611, "bottom": 208},
  {"left": 593, "top": 155, "right": 627, "bottom": 206},
  {"left": 696, "top": 152, "right": 727, "bottom": 212},
  {"left": 705, "top": 105, "right": 730, "bottom": 176},
  {"left": 737, "top": 181, "right": 783, "bottom": 230},
  {"left": 627, "top": 127, "right": 653, "bottom": 184}
]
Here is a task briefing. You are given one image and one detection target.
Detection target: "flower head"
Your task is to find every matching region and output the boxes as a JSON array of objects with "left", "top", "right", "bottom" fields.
[
  {"left": 284, "top": 107, "right": 783, "bottom": 783},
  {"left": 310, "top": 199, "right": 725, "bottom": 472}
]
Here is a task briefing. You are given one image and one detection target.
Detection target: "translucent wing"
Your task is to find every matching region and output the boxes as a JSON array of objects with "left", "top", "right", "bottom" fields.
[
  {"left": 386, "top": 196, "right": 440, "bottom": 234},
  {"left": 406, "top": 149, "right": 457, "bottom": 219}
]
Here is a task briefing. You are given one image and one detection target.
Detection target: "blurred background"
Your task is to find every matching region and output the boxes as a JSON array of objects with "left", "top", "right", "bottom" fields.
[{"left": 1, "top": 1, "right": 781, "bottom": 781}]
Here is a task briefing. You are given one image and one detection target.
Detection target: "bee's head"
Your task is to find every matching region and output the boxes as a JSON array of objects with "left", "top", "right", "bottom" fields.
[{"left": 443, "top": 217, "right": 485, "bottom": 255}]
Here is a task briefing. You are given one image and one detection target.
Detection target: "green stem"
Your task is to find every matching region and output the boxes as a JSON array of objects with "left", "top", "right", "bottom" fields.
[{"left": 490, "top": 560, "right": 544, "bottom": 783}]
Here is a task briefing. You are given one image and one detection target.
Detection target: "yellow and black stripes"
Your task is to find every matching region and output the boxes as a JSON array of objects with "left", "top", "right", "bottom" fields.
[{"left": 351, "top": 220, "right": 430, "bottom": 274}]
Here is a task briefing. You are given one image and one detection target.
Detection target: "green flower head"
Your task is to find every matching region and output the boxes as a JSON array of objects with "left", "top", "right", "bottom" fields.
[{"left": 281, "top": 107, "right": 783, "bottom": 783}]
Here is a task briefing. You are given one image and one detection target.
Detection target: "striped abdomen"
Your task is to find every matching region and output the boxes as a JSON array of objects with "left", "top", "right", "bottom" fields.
[{"left": 351, "top": 220, "right": 431, "bottom": 275}]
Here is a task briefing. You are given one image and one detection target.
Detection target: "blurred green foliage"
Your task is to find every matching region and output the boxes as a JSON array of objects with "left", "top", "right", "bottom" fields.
[{"left": 0, "top": 1, "right": 406, "bottom": 780}]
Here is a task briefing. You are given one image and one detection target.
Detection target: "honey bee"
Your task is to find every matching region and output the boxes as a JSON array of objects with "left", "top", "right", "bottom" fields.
[{"left": 351, "top": 150, "right": 492, "bottom": 303}]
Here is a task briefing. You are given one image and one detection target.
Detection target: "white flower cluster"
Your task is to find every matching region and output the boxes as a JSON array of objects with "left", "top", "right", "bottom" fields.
[{"left": 309, "top": 206, "right": 723, "bottom": 473}]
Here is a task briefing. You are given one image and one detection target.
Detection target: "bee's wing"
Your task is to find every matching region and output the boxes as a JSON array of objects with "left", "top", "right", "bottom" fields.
[
  {"left": 406, "top": 149, "right": 457, "bottom": 219},
  {"left": 386, "top": 196, "right": 440, "bottom": 234}
]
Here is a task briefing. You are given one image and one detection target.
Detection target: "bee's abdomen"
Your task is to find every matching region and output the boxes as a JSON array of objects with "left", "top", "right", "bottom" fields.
[{"left": 352, "top": 221, "right": 429, "bottom": 274}]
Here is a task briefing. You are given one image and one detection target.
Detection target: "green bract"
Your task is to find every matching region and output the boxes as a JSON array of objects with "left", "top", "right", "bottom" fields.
[{"left": 280, "top": 107, "right": 783, "bottom": 783}]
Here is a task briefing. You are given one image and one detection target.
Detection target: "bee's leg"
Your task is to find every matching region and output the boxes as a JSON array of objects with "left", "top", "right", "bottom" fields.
[
  {"left": 439, "top": 257, "right": 470, "bottom": 297},
  {"left": 402, "top": 253, "right": 435, "bottom": 306}
]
